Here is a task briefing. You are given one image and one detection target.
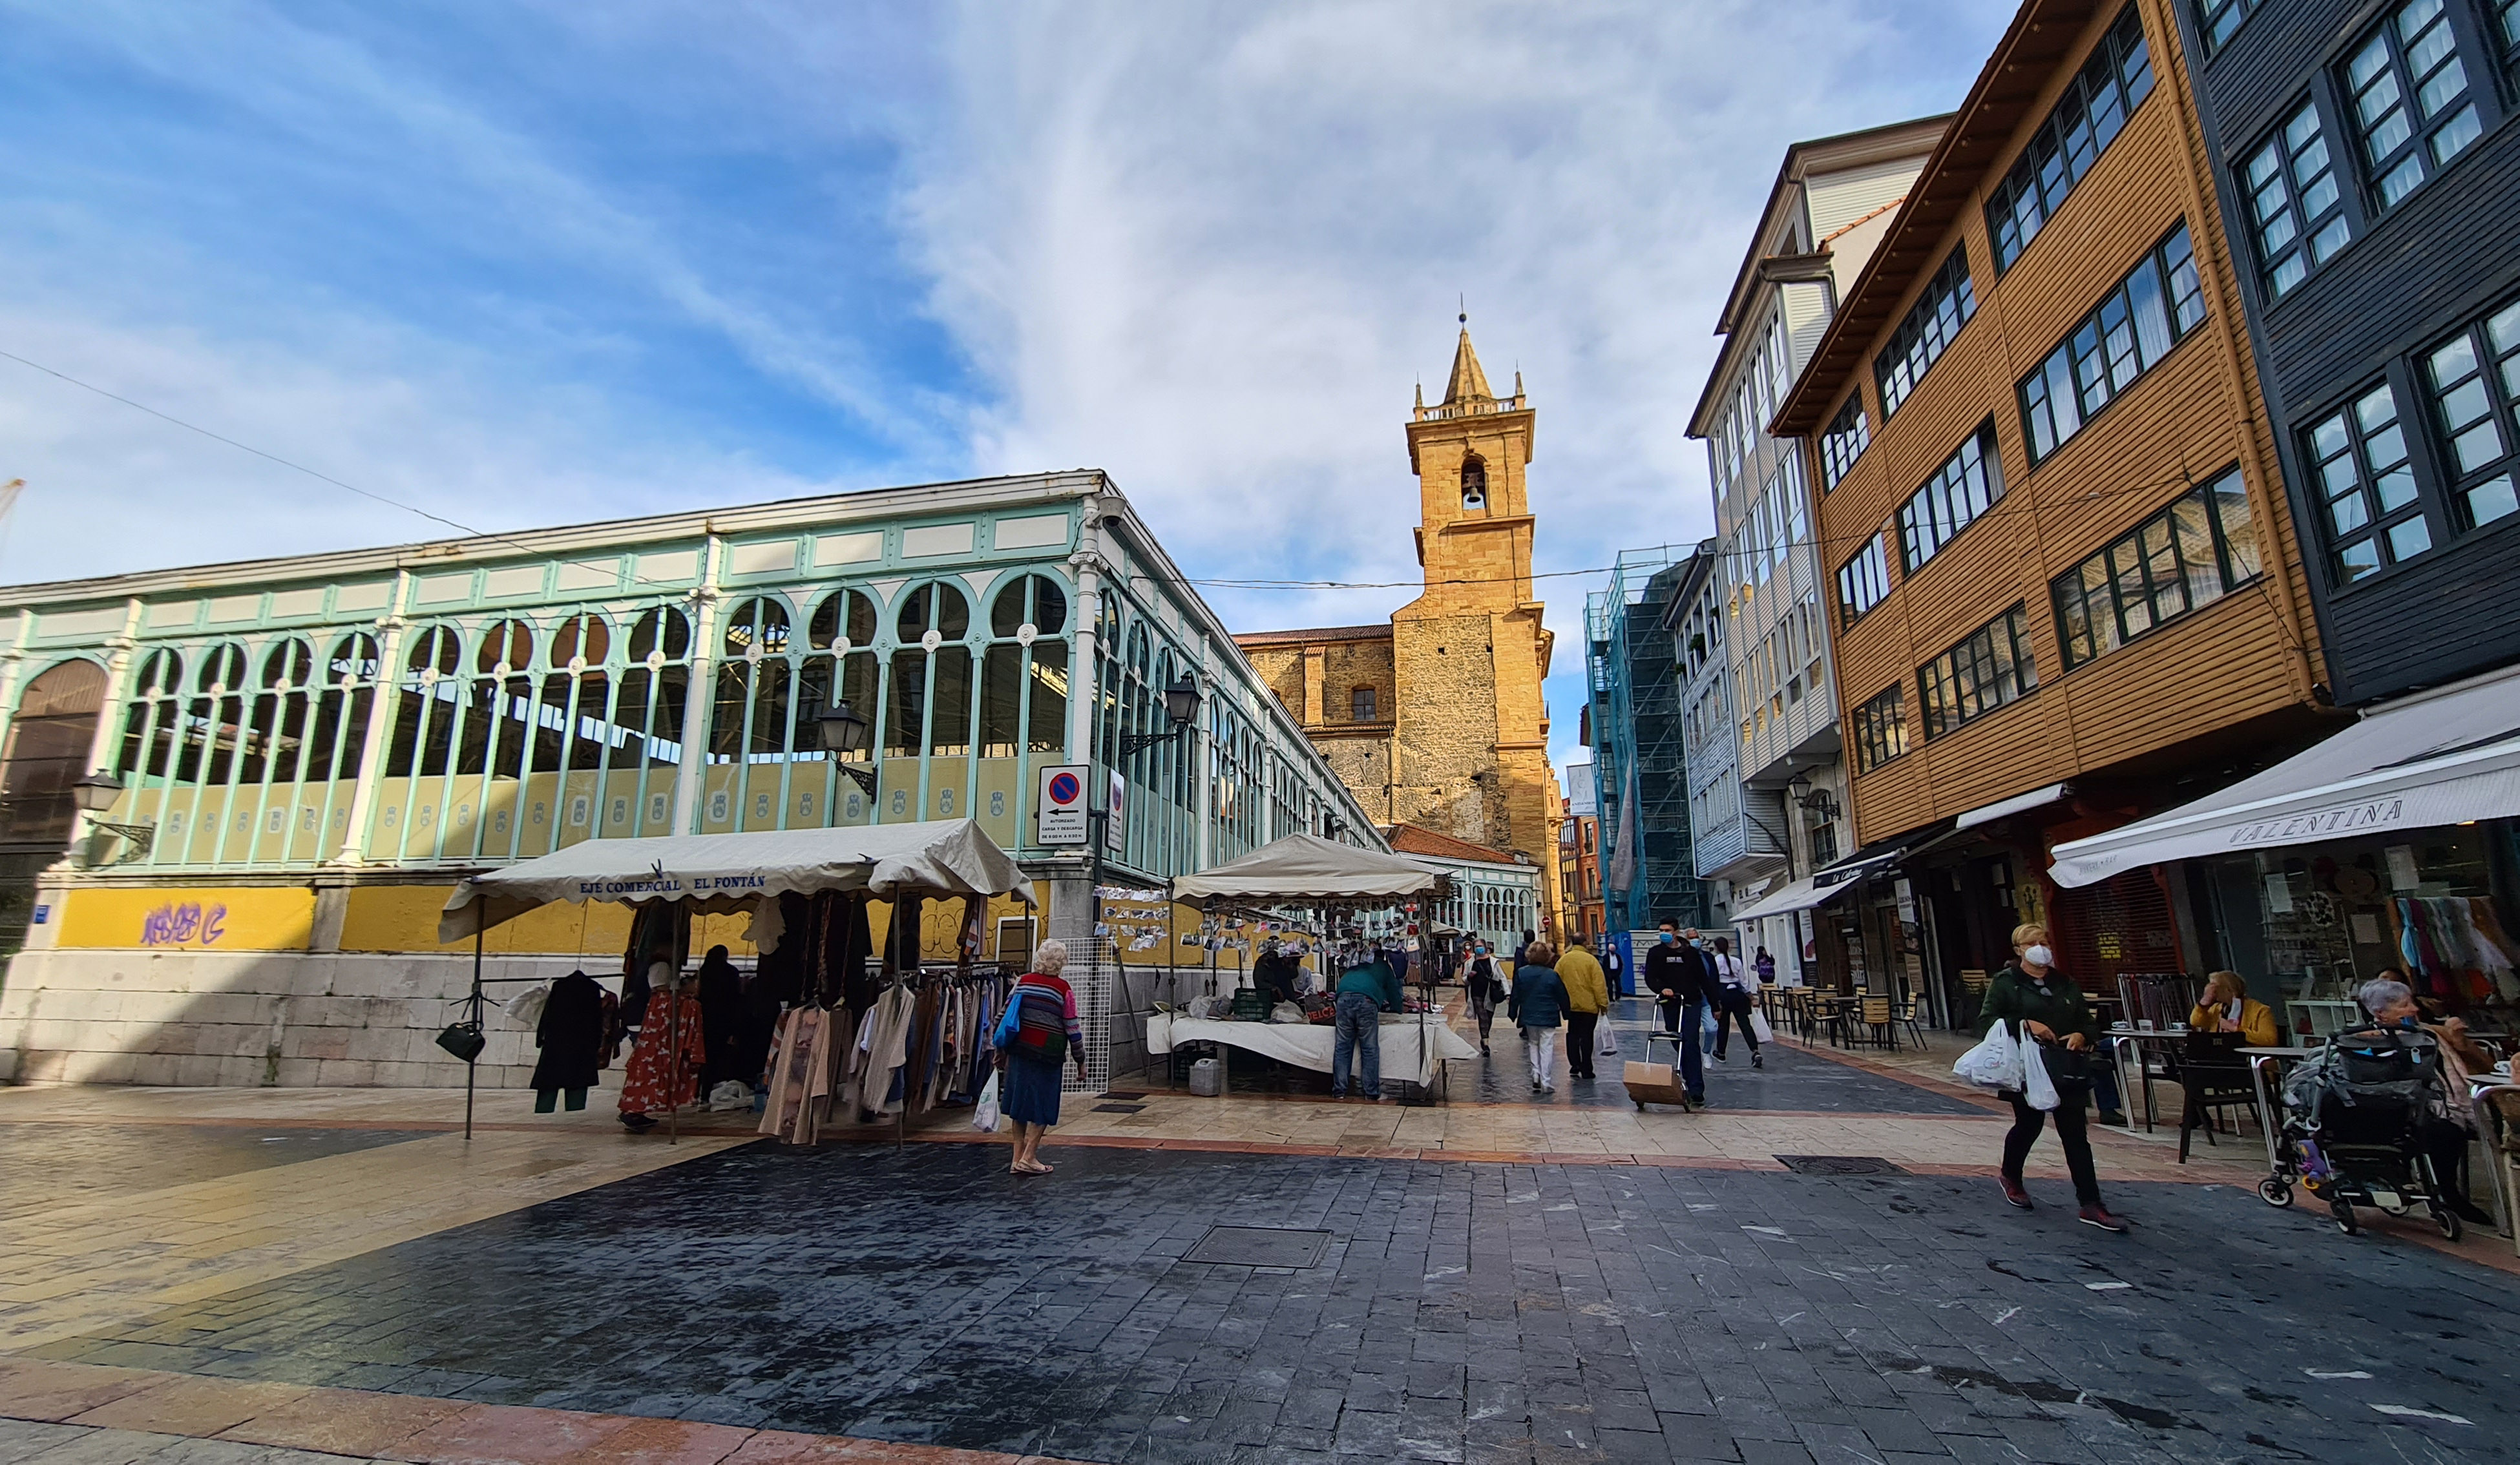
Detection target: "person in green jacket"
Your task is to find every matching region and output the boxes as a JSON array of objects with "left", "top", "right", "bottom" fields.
[
  {"left": 1976, "top": 921, "right": 2126, "bottom": 1232},
  {"left": 1508, "top": 940, "right": 1570, "bottom": 1094},
  {"left": 1330, "top": 951, "right": 1402, "bottom": 1100}
]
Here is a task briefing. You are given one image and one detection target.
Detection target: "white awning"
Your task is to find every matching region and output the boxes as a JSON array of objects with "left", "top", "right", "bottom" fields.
[
  {"left": 437, "top": 819, "right": 1034, "bottom": 944},
  {"left": 2050, "top": 665, "right": 2520, "bottom": 889},
  {"left": 1956, "top": 781, "right": 2070, "bottom": 831},
  {"left": 1171, "top": 832, "right": 1444, "bottom": 906},
  {"left": 1727, "top": 875, "right": 1845, "bottom": 923}
]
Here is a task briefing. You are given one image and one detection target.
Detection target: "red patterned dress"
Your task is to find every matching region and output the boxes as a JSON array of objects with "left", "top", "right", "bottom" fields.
[{"left": 618, "top": 990, "right": 706, "bottom": 1116}]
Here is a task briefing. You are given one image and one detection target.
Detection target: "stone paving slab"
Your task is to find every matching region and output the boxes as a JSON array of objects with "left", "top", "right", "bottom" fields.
[{"left": 23, "top": 1139, "right": 2514, "bottom": 1465}]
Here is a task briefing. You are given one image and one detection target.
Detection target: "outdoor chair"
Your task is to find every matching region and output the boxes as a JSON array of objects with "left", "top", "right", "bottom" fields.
[
  {"left": 1858, "top": 996, "right": 1898, "bottom": 1051},
  {"left": 2486, "top": 1089, "right": 2520, "bottom": 1254},
  {"left": 2163, "top": 1032, "right": 2257, "bottom": 1163},
  {"left": 1897, "top": 995, "right": 1928, "bottom": 1050}
]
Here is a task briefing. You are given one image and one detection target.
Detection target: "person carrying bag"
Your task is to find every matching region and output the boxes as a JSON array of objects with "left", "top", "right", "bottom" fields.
[{"left": 1975, "top": 922, "right": 2127, "bottom": 1232}]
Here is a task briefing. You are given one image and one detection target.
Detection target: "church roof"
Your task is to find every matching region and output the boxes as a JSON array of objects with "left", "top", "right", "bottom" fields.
[
  {"left": 1442, "top": 324, "right": 1494, "bottom": 406},
  {"left": 1231, "top": 623, "right": 1393, "bottom": 647}
]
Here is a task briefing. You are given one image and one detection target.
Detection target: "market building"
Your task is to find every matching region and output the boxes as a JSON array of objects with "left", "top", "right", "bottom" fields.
[
  {"left": 1681, "top": 118, "right": 1946, "bottom": 986},
  {"left": 1769, "top": 0, "right": 2336, "bottom": 1024},
  {"left": 0, "top": 472, "right": 1381, "bottom": 1089},
  {"left": 1234, "top": 322, "right": 1565, "bottom": 929},
  {"left": 1384, "top": 822, "right": 1543, "bottom": 959}
]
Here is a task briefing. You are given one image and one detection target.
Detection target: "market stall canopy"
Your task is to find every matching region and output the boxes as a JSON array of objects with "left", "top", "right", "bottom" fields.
[
  {"left": 2050, "top": 666, "right": 2520, "bottom": 889},
  {"left": 437, "top": 819, "right": 1034, "bottom": 944},
  {"left": 1171, "top": 832, "right": 1445, "bottom": 906}
]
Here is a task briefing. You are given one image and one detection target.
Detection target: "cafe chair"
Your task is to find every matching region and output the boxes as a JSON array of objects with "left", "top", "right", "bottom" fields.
[
  {"left": 1858, "top": 995, "right": 1898, "bottom": 1051},
  {"left": 2164, "top": 1032, "right": 2257, "bottom": 1163},
  {"left": 2486, "top": 1089, "right": 2520, "bottom": 1255},
  {"left": 1897, "top": 994, "right": 1928, "bottom": 1050}
]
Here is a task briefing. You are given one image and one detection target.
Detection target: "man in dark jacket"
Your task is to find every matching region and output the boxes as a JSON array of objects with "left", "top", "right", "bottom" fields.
[{"left": 1642, "top": 920, "right": 1709, "bottom": 1103}]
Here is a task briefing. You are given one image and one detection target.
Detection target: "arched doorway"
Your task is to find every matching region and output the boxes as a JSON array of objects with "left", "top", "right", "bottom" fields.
[{"left": 0, "top": 660, "right": 107, "bottom": 950}]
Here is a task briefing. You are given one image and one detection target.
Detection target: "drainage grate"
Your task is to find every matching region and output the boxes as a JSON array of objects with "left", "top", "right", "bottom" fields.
[
  {"left": 1182, "top": 1225, "right": 1333, "bottom": 1268},
  {"left": 1091, "top": 1103, "right": 1147, "bottom": 1114},
  {"left": 1774, "top": 1154, "right": 1906, "bottom": 1176}
]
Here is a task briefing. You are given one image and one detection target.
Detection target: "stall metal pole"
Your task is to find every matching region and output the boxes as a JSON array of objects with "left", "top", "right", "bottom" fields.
[
  {"left": 667, "top": 900, "right": 684, "bottom": 1146},
  {"left": 465, "top": 928, "right": 484, "bottom": 1141}
]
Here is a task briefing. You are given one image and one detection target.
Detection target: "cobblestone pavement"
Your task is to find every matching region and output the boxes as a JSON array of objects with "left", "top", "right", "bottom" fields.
[
  {"left": 25, "top": 1138, "right": 2515, "bottom": 1465},
  {"left": 0, "top": 1123, "right": 430, "bottom": 1221}
]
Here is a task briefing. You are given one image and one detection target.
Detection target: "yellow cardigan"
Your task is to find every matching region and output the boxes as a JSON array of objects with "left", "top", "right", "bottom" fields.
[{"left": 2189, "top": 997, "right": 2279, "bottom": 1046}]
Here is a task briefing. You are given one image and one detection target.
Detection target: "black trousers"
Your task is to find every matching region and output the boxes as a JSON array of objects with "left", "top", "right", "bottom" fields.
[
  {"left": 2002, "top": 1090, "right": 2103, "bottom": 1207},
  {"left": 1712, "top": 988, "right": 1759, "bottom": 1056},
  {"left": 1566, "top": 1012, "right": 1599, "bottom": 1078}
]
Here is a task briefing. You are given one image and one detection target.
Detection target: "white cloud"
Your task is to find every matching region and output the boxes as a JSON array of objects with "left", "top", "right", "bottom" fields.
[{"left": 904, "top": 0, "right": 2012, "bottom": 775}]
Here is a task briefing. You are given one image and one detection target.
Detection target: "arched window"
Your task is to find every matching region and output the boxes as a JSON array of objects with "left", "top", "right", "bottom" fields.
[
  {"left": 886, "top": 583, "right": 972, "bottom": 762},
  {"left": 1460, "top": 454, "right": 1488, "bottom": 510},
  {"left": 0, "top": 660, "right": 106, "bottom": 845},
  {"left": 980, "top": 575, "right": 1069, "bottom": 760},
  {"left": 711, "top": 597, "right": 797, "bottom": 771},
  {"left": 806, "top": 588, "right": 880, "bottom": 769}
]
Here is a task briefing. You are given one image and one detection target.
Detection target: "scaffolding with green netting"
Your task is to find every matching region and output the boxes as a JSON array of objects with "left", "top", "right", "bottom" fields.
[{"left": 1585, "top": 545, "right": 1711, "bottom": 937}]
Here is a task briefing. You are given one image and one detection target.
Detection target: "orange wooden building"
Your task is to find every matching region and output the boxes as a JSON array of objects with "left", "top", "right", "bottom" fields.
[{"left": 1770, "top": 0, "right": 2339, "bottom": 1012}]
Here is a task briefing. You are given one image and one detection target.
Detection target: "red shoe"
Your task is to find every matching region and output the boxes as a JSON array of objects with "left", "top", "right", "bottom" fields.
[
  {"left": 1999, "top": 1176, "right": 2033, "bottom": 1210},
  {"left": 2078, "top": 1205, "right": 2130, "bottom": 1232}
]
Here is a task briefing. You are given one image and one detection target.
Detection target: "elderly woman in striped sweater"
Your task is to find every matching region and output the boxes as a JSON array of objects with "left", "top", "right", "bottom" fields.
[{"left": 992, "top": 940, "right": 1088, "bottom": 1176}]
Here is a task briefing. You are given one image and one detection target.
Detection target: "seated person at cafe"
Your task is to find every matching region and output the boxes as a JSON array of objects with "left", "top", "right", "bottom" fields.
[
  {"left": 2358, "top": 976, "right": 2496, "bottom": 1225},
  {"left": 2188, "top": 971, "right": 2278, "bottom": 1046}
]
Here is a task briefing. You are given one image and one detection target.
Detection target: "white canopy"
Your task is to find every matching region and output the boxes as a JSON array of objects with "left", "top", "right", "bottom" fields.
[
  {"left": 2050, "top": 665, "right": 2520, "bottom": 889},
  {"left": 1170, "top": 832, "right": 1443, "bottom": 906},
  {"left": 436, "top": 818, "right": 1034, "bottom": 944}
]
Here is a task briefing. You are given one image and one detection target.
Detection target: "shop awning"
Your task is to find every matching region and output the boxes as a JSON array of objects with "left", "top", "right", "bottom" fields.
[
  {"left": 1727, "top": 875, "right": 1849, "bottom": 923},
  {"left": 1956, "top": 782, "right": 2070, "bottom": 831},
  {"left": 436, "top": 818, "right": 1036, "bottom": 944},
  {"left": 1726, "top": 832, "right": 1938, "bottom": 924},
  {"left": 1171, "top": 833, "right": 1445, "bottom": 906},
  {"left": 2049, "top": 665, "right": 2520, "bottom": 889}
]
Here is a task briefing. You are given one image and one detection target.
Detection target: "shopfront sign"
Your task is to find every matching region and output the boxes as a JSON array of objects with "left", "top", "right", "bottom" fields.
[
  {"left": 1037, "top": 764, "right": 1089, "bottom": 846},
  {"left": 1106, "top": 769, "right": 1128, "bottom": 855},
  {"left": 2223, "top": 796, "right": 2406, "bottom": 848}
]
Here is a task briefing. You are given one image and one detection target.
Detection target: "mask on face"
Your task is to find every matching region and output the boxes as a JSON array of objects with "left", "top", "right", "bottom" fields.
[
  {"left": 1659, "top": 932, "right": 1675, "bottom": 945},
  {"left": 2022, "top": 944, "right": 2054, "bottom": 968},
  {"left": 1690, "top": 937, "right": 1705, "bottom": 949}
]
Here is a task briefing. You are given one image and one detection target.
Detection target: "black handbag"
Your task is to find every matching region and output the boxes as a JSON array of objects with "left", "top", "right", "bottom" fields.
[
  {"left": 2039, "top": 1039, "right": 2099, "bottom": 1088},
  {"left": 435, "top": 1020, "right": 487, "bottom": 1063}
]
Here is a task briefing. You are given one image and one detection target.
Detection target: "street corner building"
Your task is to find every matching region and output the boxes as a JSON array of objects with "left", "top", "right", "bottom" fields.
[
  {"left": 0, "top": 472, "right": 1381, "bottom": 1089},
  {"left": 1767, "top": 0, "right": 2338, "bottom": 1012},
  {"left": 1231, "top": 325, "right": 1564, "bottom": 940}
]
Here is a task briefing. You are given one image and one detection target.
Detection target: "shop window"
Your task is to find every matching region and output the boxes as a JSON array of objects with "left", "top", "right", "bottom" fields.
[
  {"left": 2052, "top": 466, "right": 2262, "bottom": 668},
  {"left": 1835, "top": 535, "right": 1889, "bottom": 627},
  {"left": 2019, "top": 225, "right": 2208, "bottom": 464},
  {"left": 1460, "top": 455, "right": 1487, "bottom": 510},
  {"left": 1896, "top": 419, "right": 2004, "bottom": 574},
  {"left": 1918, "top": 605, "right": 2037, "bottom": 740},
  {"left": 2198, "top": 0, "right": 2261, "bottom": 52},
  {"left": 2342, "top": 0, "right": 2482, "bottom": 215},
  {"left": 1818, "top": 395, "right": 1869, "bottom": 492},
  {"left": 2242, "top": 101, "right": 2350, "bottom": 302},
  {"left": 0, "top": 660, "right": 105, "bottom": 846},
  {"left": 1852, "top": 683, "right": 1907, "bottom": 773},
  {"left": 2305, "top": 382, "right": 2430, "bottom": 585},
  {"left": 1351, "top": 686, "right": 1378, "bottom": 722},
  {"left": 2420, "top": 298, "right": 2520, "bottom": 532},
  {"left": 1986, "top": 4, "right": 2155, "bottom": 272},
  {"left": 1873, "top": 247, "right": 1976, "bottom": 418}
]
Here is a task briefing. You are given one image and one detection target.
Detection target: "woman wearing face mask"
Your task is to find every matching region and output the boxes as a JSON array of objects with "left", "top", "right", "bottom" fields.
[{"left": 1977, "top": 923, "right": 2128, "bottom": 1231}]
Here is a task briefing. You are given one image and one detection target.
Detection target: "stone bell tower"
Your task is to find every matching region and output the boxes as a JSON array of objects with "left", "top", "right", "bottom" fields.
[{"left": 1391, "top": 319, "right": 1560, "bottom": 902}]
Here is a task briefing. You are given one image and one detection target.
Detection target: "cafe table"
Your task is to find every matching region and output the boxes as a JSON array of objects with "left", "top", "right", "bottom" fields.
[{"left": 2105, "top": 1025, "right": 2195, "bottom": 1133}]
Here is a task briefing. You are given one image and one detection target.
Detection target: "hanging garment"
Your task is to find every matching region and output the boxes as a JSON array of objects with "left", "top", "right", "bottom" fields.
[
  {"left": 530, "top": 970, "right": 609, "bottom": 1099},
  {"left": 695, "top": 949, "right": 747, "bottom": 1090},
  {"left": 2468, "top": 897, "right": 2520, "bottom": 1001},
  {"left": 618, "top": 989, "right": 706, "bottom": 1116},
  {"left": 843, "top": 983, "right": 917, "bottom": 1118},
  {"left": 759, "top": 1006, "right": 835, "bottom": 1144}
]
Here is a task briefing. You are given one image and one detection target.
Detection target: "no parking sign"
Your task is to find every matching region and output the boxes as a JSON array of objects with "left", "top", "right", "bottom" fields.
[{"left": 1038, "top": 764, "right": 1089, "bottom": 845}]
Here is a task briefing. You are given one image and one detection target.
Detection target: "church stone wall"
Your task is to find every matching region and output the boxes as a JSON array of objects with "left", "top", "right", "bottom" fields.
[{"left": 1321, "top": 639, "right": 1396, "bottom": 725}]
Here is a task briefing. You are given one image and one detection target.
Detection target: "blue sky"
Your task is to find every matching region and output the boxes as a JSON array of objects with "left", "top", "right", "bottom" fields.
[{"left": 0, "top": 0, "right": 2013, "bottom": 780}]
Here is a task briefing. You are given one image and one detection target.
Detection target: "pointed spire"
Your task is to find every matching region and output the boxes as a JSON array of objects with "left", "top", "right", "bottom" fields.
[
  {"left": 1415, "top": 381, "right": 1425, "bottom": 411},
  {"left": 1442, "top": 312, "right": 1494, "bottom": 406},
  {"left": 1513, "top": 369, "right": 1524, "bottom": 402}
]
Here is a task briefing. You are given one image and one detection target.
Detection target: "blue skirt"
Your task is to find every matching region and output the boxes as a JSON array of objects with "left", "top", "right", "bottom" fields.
[{"left": 1002, "top": 1054, "right": 1064, "bottom": 1127}]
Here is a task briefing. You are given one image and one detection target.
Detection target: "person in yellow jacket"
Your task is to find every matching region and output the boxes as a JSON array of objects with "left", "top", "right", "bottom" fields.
[
  {"left": 2187, "top": 971, "right": 2279, "bottom": 1046},
  {"left": 1557, "top": 943, "right": 1612, "bottom": 1081}
]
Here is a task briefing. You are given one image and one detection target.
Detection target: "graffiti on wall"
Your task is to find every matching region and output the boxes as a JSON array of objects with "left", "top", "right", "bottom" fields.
[{"left": 140, "top": 902, "right": 229, "bottom": 948}]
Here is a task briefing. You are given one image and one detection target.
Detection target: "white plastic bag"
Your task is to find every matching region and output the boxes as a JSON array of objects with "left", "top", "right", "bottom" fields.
[
  {"left": 2021, "top": 1037, "right": 2061, "bottom": 1112},
  {"left": 972, "top": 1072, "right": 1002, "bottom": 1132},
  {"left": 1750, "top": 1010, "right": 1774, "bottom": 1044},
  {"left": 1953, "top": 1024, "right": 2026, "bottom": 1092},
  {"left": 1597, "top": 1021, "right": 1621, "bottom": 1059},
  {"left": 507, "top": 982, "right": 549, "bottom": 1031}
]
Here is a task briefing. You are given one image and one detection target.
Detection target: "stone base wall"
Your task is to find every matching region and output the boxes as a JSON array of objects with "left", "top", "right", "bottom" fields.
[{"left": 0, "top": 948, "right": 605, "bottom": 1088}]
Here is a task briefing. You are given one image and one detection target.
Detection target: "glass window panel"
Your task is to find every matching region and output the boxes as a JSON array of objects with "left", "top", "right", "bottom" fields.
[
  {"left": 2386, "top": 515, "right": 2434, "bottom": 560},
  {"left": 2171, "top": 495, "right": 2225, "bottom": 601},
  {"left": 2337, "top": 537, "right": 2384, "bottom": 581},
  {"left": 2466, "top": 475, "right": 2519, "bottom": 527}
]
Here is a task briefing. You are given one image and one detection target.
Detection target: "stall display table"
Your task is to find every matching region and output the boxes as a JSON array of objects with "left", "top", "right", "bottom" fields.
[{"left": 1148, "top": 1012, "right": 1476, "bottom": 1088}]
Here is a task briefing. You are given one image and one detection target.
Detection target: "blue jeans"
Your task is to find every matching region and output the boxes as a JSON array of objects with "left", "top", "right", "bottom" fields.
[
  {"left": 1332, "top": 991, "right": 1382, "bottom": 1098},
  {"left": 1659, "top": 996, "right": 1706, "bottom": 1099}
]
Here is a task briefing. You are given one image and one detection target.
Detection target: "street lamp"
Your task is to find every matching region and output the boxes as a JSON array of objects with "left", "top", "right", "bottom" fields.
[
  {"left": 1787, "top": 771, "right": 1840, "bottom": 821},
  {"left": 69, "top": 771, "right": 154, "bottom": 864},
  {"left": 816, "top": 700, "right": 878, "bottom": 796},
  {"left": 1119, "top": 674, "right": 1202, "bottom": 756}
]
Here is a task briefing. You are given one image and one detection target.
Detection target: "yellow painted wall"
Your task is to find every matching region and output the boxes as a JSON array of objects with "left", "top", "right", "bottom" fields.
[{"left": 57, "top": 886, "right": 317, "bottom": 952}]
